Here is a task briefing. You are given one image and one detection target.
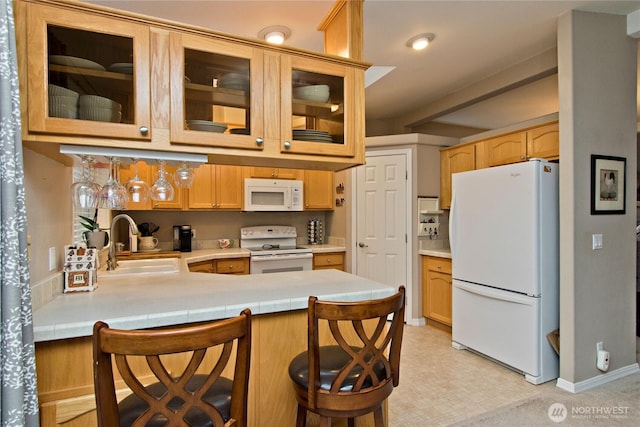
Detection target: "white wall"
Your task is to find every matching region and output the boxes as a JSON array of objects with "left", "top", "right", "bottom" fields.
[{"left": 24, "top": 148, "right": 72, "bottom": 284}]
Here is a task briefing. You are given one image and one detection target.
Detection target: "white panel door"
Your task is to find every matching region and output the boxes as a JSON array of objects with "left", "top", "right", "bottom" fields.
[{"left": 355, "top": 154, "right": 407, "bottom": 290}]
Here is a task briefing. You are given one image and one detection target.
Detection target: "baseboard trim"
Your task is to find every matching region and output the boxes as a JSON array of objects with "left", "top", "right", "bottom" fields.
[
  {"left": 556, "top": 363, "right": 640, "bottom": 393},
  {"left": 406, "top": 317, "right": 425, "bottom": 327}
]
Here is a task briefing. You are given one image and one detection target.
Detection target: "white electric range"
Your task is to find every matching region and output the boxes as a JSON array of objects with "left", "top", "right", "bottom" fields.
[{"left": 240, "top": 225, "right": 312, "bottom": 274}]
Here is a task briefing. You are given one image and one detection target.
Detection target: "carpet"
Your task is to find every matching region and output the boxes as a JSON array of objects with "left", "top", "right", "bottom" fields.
[{"left": 451, "top": 373, "right": 640, "bottom": 426}]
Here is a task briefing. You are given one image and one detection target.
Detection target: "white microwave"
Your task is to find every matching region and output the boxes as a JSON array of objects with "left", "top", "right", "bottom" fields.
[{"left": 244, "top": 178, "right": 303, "bottom": 211}]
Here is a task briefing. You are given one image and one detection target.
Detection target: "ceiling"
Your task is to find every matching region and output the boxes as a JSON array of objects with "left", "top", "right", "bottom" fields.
[{"left": 87, "top": 0, "right": 640, "bottom": 136}]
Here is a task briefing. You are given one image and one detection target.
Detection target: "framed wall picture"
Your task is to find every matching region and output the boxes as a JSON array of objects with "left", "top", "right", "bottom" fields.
[{"left": 591, "top": 154, "right": 626, "bottom": 215}]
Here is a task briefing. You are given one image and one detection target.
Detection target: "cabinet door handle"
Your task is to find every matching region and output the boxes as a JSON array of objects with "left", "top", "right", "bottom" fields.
[
  {"left": 284, "top": 141, "right": 291, "bottom": 149},
  {"left": 256, "top": 137, "right": 263, "bottom": 146},
  {"left": 139, "top": 126, "right": 149, "bottom": 135}
]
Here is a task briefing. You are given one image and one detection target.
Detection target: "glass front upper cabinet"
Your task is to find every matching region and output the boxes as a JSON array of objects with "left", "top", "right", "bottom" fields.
[
  {"left": 170, "top": 33, "right": 264, "bottom": 150},
  {"left": 26, "top": 4, "right": 151, "bottom": 140},
  {"left": 281, "top": 55, "right": 358, "bottom": 158}
]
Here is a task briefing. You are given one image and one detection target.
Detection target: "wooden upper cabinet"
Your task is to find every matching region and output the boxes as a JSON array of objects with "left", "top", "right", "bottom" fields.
[
  {"left": 188, "top": 164, "right": 243, "bottom": 209},
  {"left": 16, "top": 0, "right": 367, "bottom": 171},
  {"left": 527, "top": 122, "right": 559, "bottom": 160},
  {"left": 304, "top": 170, "right": 334, "bottom": 210},
  {"left": 244, "top": 167, "right": 303, "bottom": 180},
  {"left": 486, "top": 132, "right": 527, "bottom": 167},
  {"left": 440, "top": 144, "right": 476, "bottom": 209},
  {"left": 169, "top": 32, "right": 265, "bottom": 151},
  {"left": 23, "top": 3, "right": 151, "bottom": 140},
  {"left": 280, "top": 55, "right": 364, "bottom": 158},
  {"left": 487, "top": 122, "right": 559, "bottom": 167},
  {"left": 439, "top": 120, "right": 559, "bottom": 210}
]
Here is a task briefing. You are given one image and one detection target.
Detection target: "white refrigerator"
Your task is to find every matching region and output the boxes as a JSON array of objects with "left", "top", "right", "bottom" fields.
[{"left": 449, "top": 159, "right": 559, "bottom": 384}]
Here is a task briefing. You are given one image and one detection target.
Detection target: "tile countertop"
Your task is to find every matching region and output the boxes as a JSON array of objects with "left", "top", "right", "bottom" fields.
[
  {"left": 34, "top": 268, "right": 394, "bottom": 343},
  {"left": 179, "top": 245, "right": 346, "bottom": 262},
  {"left": 299, "top": 244, "right": 346, "bottom": 253},
  {"left": 418, "top": 248, "right": 452, "bottom": 259}
]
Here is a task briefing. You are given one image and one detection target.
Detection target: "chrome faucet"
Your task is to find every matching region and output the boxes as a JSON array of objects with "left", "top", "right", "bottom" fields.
[{"left": 107, "top": 214, "right": 139, "bottom": 271}]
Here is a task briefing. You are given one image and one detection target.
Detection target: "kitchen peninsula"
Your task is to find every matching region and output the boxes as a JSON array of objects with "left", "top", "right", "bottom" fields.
[{"left": 33, "top": 262, "right": 394, "bottom": 427}]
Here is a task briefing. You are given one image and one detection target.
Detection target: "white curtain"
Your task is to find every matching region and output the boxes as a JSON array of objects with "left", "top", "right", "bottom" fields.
[{"left": 0, "top": 0, "right": 40, "bottom": 425}]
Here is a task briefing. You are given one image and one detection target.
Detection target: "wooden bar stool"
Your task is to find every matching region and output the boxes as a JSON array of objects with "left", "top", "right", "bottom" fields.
[
  {"left": 288, "top": 287, "right": 405, "bottom": 427},
  {"left": 92, "top": 309, "right": 252, "bottom": 427}
]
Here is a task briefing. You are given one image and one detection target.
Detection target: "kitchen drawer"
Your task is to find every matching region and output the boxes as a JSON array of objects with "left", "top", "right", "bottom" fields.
[
  {"left": 214, "top": 258, "right": 249, "bottom": 275},
  {"left": 188, "top": 260, "right": 214, "bottom": 273},
  {"left": 426, "top": 257, "right": 452, "bottom": 275},
  {"left": 313, "top": 252, "right": 345, "bottom": 271}
]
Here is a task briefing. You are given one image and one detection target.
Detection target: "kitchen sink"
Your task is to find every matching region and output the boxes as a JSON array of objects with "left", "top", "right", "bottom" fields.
[{"left": 99, "top": 258, "right": 182, "bottom": 277}]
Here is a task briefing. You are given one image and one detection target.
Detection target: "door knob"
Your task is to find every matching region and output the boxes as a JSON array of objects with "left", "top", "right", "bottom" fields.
[{"left": 358, "top": 242, "right": 368, "bottom": 248}]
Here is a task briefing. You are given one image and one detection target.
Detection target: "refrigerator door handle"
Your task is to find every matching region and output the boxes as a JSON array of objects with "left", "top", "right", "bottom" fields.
[
  {"left": 454, "top": 280, "right": 535, "bottom": 306},
  {"left": 449, "top": 188, "right": 457, "bottom": 258}
]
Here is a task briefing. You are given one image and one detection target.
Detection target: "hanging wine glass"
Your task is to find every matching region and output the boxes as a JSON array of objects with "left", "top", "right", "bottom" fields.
[
  {"left": 174, "top": 161, "right": 195, "bottom": 188},
  {"left": 126, "top": 159, "right": 150, "bottom": 203},
  {"left": 71, "top": 155, "right": 101, "bottom": 209},
  {"left": 99, "top": 157, "right": 128, "bottom": 209},
  {"left": 113, "top": 158, "right": 130, "bottom": 206},
  {"left": 150, "top": 160, "right": 175, "bottom": 201}
]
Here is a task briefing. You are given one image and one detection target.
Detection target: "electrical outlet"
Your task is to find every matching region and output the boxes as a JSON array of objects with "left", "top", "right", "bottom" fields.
[
  {"left": 191, "top": 228, "right": 196, "bottom": 239},
  {"left": 48, "top": 247, "right": 56, "bottom": 271}
]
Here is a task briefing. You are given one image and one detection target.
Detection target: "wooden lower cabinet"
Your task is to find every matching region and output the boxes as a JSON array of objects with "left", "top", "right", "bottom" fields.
[
  {"left": 312, "top": 252, "right": 345, "bottom": 271},
  {"left": 421, "top": 256, "right": 452, "bottom": 330},
  {"left": 34, "top": 311, "right": 385, "bottom": 427},
  {"left": 187, "top": 257, "right": 249, "bottom": 275}
]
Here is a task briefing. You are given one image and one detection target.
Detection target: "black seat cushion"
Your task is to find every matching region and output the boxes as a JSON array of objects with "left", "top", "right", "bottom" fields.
[
  {"left": 288, "top": 345, "right": 387, "bottom": 392},
  {"left": 118, "top": 374, "right": 233, "bottom": 427}
]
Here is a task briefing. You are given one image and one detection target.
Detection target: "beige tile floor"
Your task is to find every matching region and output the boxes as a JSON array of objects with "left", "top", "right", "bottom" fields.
[{"left": 388, "top": 324, "right": 640, "bottom": 426}]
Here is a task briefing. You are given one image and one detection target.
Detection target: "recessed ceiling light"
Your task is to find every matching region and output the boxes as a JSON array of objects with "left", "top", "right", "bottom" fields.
[
  {"left": 258, "top": 26, "right": 291, "bottom": 45},
  {"left": 406, "top": 33, "right": 435, "bottom": 50}
]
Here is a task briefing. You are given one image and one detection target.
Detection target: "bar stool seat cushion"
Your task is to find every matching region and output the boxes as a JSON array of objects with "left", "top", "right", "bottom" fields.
[
  {"left": 289, "top": 345, "right": 386, "bottom": 392},
  {"left": 118, "top": 374, "right": 232, "bottom": 427}
]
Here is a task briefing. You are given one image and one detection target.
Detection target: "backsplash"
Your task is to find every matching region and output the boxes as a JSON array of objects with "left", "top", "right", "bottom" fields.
[{"left": 117, "top": 210, "right": 334, "bottom": 250}]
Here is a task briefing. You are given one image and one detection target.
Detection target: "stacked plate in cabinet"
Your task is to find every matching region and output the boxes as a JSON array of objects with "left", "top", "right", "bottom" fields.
[
  {"left": 292, "top": 129, "right": 334, "bottom": 143},
  {"left": 186, "top": 120, "right": 227, "bottom": 133},
  {"left": 230, "top": 128, "right": 250, "bottom": 135},
  {"left": 78, "top": 95, "right": 122, "bottom": 123},
  {"left": 48, "top": 84, "right": 79, "bottom": 119},
  {"left": 293, "top": 84, "right": 330, "bottom": 103},
  {"left": 218, "top": 73, "right": 249, "bottom": 91},
  {"left": 108, "top": 62, "right": 133, "bottom": 74},
  {"left": 49, "top": 55, "right": 105, "bottom": 71}
]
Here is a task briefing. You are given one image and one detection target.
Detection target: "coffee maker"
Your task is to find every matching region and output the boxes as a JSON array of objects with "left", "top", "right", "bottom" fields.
[{"left": 173, "top": 225, "right": 192, "bottom": 252}]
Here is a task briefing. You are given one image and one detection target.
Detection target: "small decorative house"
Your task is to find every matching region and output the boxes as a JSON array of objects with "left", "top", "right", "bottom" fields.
[{"left": 63, "top": 244, "right": 97, "bottom": 292}]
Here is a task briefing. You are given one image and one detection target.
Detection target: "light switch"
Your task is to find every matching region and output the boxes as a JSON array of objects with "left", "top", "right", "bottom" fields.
[{"left": 592, "top": 234, "right": 603, "bottom": 250}]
